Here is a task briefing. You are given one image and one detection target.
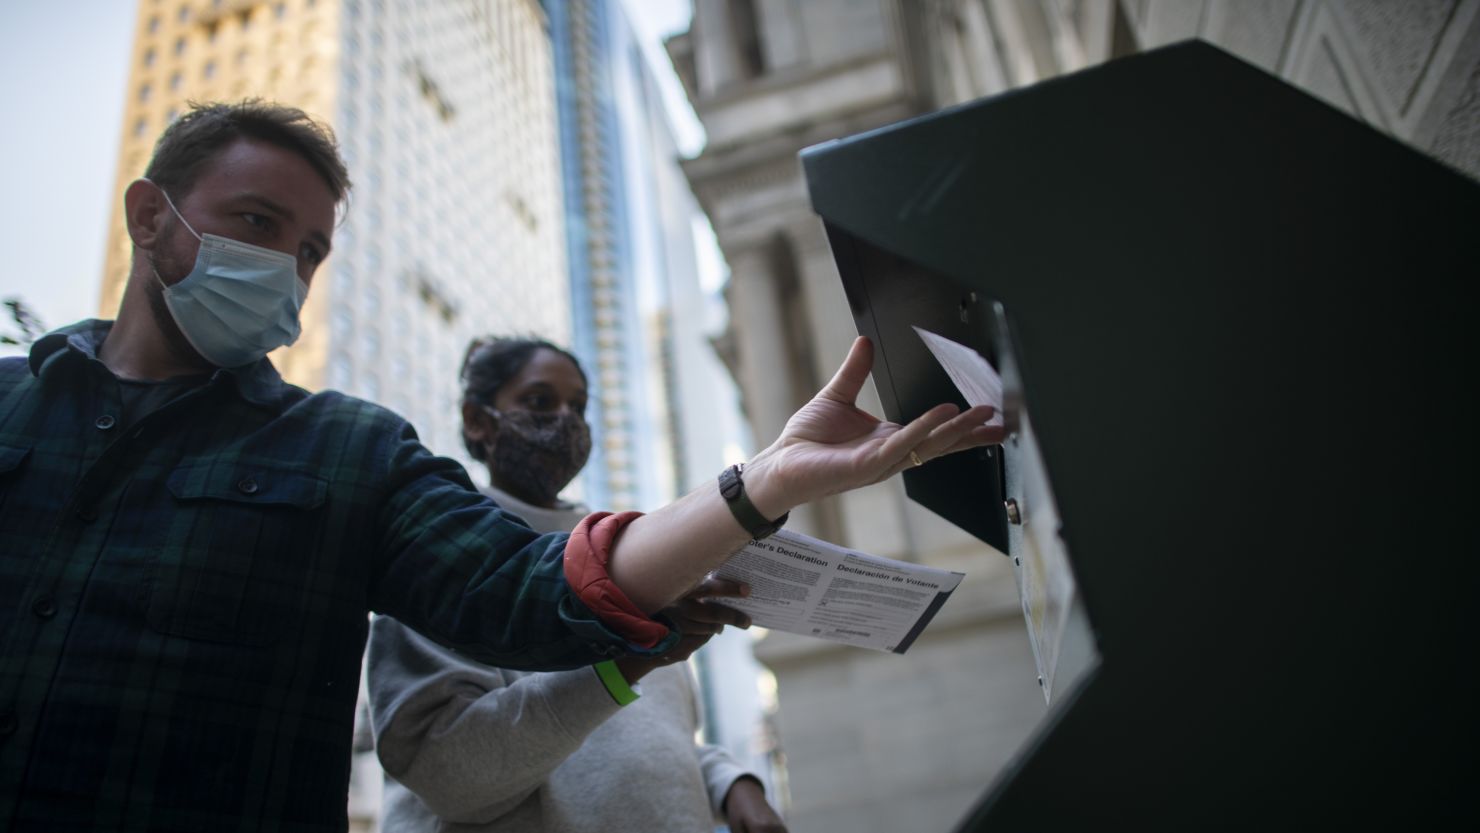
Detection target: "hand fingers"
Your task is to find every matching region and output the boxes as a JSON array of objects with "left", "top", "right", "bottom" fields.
[
  {"left": 875, "top": 401, "right": 962, "bottom": 466},
  {"left": 671, "top": 598, "right": 751, "bottom": 631},
  {"left": 938, "top": 420, "right": 1006, "bottom": 454},
  {"left": 685, "top": 575, "right": 749, "bottom": 601},
  {"left": 917, "top": 405, "right": 999, "bottom": 459},
  {"left": 816, "top": 336, "right": 873, "bottom": 405},
  {"left": 880, "top": 405, "right": 1000, "bottom": 479}
]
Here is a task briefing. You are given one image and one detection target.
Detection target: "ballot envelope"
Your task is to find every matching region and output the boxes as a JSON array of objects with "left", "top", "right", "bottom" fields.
[{"left": 801, "top": 40, "right": 1479, "bottom": 829}]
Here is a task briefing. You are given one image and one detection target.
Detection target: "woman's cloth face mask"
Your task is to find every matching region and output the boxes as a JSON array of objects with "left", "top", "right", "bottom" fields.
[
  {"left": 148, "top": 180, "right": 309, "bottom": 368},
  {"left": 483, "top": 406, "right": 593, "bottom": 506}
]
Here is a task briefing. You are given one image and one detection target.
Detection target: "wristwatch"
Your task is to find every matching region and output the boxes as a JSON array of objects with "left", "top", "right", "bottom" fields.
[{"left": 718, "top": 463, "right": 789, "bottom": 540}]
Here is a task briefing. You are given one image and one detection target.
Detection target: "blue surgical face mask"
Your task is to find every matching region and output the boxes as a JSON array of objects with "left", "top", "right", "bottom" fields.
[{"left": 148, "top": 180, "right": 309, "bottom": 368}]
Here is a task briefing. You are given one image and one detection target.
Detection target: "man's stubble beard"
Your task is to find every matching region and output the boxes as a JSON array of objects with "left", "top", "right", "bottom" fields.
[{"left": 142, "top": 215, "right": 211, "bottom": 369}]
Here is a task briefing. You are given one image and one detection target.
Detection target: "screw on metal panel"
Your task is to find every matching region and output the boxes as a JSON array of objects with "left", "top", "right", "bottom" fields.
[
  {"left": 1013, "top": 557, "right": 1021, "bottom": 567},
  {"left": 1037, "top": 676, "right": 1044, "bottom": 687},
  {"left": 1004, "top": 499, "right": 1022, "bottom": 525}
]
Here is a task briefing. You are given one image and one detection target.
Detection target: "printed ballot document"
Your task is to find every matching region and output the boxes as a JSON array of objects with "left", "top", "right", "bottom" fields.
[
  {"left": 913, "top": 325, "right": 1087, "bottom": 702},
  {"left": 912, "top": 325, "right": 1004, "bottom": 424},
  {"left": 711, "top": 529, "right": 965, "bottom": 654}
]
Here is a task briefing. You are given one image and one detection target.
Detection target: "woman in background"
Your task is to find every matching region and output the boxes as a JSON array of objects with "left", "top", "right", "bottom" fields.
[{"left": 368, "top": 336, "right": 787, "bottom": 833}]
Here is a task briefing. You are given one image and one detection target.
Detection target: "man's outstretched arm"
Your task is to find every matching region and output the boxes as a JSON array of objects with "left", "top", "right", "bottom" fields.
[{"left": 607, "top": 336, "right": 1002, "bottom": 614}]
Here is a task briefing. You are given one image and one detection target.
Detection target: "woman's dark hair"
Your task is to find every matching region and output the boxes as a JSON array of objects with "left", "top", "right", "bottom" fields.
[{"left": 460, "top": 336, "right": 586, "bottom": 461}]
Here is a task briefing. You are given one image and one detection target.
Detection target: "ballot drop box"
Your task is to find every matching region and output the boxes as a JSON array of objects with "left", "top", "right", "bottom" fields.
[{"left": 800, "top": 40, "right": 1479, "bottom": 829}]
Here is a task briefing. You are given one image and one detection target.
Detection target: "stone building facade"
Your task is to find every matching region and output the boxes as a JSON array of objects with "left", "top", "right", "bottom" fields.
[{"left": 669, "top": 2, "right": 1478, "bottom": 832}]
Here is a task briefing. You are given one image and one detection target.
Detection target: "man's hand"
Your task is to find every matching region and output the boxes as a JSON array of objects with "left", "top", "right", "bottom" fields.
[
  {"left": 744, "top": 336, "right": 1003, "bottom": 517},
  {"left": 723, "top": 776, "right": 788, "bottom": 833},
  {"left": 602, "top": 337, "right": 1002, "bottom": 615},
  {"left": 613, "top": 575, "right": 750, "bottom": 684}
]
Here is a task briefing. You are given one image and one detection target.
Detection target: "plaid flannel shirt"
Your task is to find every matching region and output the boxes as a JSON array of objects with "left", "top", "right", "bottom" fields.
[{"left": 0, "top": 321, "right": 672, "bottom": 832}]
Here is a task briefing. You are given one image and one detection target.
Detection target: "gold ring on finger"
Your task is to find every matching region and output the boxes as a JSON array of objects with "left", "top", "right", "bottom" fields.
[{"left": 909, "top": 451, "right": 924, "bottom": 467}]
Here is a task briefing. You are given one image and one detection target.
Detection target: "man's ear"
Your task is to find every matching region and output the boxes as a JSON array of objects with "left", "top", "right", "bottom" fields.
[
  {"left": 123, "top": 179, "right": 169, "bottom": 250},
  {"left": 461, "top": 400, "right": 497, "bottom": 449}
]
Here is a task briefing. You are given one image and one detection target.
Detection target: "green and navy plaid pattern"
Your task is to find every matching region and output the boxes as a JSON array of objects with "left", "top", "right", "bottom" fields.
[{"left": 0, "top": 321, "right": 664, "bottom": 832}]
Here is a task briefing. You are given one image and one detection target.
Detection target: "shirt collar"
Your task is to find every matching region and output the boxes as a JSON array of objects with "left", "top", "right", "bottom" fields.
[{"left": 28, "top": 319, "right": 293, "bottom": 410}]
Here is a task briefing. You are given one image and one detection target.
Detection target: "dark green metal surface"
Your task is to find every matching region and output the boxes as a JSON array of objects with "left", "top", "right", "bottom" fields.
[{"left": 804, "top": 40, "right": 1479, "bottom": 828}]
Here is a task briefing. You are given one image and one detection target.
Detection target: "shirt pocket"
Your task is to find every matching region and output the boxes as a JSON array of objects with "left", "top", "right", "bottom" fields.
[{"left": 149, "top": 461, "right": 330, "bottom": 647}]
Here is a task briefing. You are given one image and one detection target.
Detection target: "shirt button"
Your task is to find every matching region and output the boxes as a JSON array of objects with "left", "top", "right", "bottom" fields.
[
  {"left": 0, "top": 713, "right": 16, "bottom": 736},
  {"left": 237, "top": 478, "right": 260, "bottom": 495},
  {"left": 94, "top": 414, "right": 117, "bottom": 430},
  {"left": 32, "top": 596, "right": 57, "bottom": 619}
]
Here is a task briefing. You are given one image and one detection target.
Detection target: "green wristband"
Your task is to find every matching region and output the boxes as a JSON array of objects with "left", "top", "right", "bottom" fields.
[{"left": 593, "top": 660, "right": 640, "bottom": 706}]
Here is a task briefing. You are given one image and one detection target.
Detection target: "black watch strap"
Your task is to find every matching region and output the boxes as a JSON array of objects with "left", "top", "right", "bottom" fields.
[{"left": 718, "top": 464, "right": 789, "bottom": 539}]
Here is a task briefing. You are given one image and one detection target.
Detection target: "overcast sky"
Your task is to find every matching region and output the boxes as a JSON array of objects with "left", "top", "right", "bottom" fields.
[{"left": 0, "top": 0, "right": 700, "bottom": 342}]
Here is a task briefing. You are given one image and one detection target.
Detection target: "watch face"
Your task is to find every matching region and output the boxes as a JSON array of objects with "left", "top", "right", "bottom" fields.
[{"left": 719, "top": 466, "right": 742, "bottom": 500}]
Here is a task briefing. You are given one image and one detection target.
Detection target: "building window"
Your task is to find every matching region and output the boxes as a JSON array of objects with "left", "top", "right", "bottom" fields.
[
  {"left": 138, "top": 82, "right": 152, "bottom": 103},
  {"left": 203, "top": 60, "right": 216, "bottom": 80},
  {"left": 133, "top": 117, "right": 148, "bottom": 137},
  {"left": 148, "top": 16, "right": 160, "bottom": 34},
  {"left": 142, "top": 47, "right": 156, "bottom": 67},
  {"left": 336, "top": 259, "right": 356, "bottom": 288},
  {"left": 174, "top": 36, "right": 186, "bottom": 56},
  {"left": 730, "top": 0, "right": 766, "bottom": 80},
  {"left": 329, "top": 352, "right": 352, "bottom": 389},
  {"left": 275, "top": 3, "right": 286, "bottom": 19},
  {"left": 177, "top": 4, "right": 189, "bottom": 22},
  {"left": 169, "top": 71, "right": 182, "bottom": 90},
  {"left": 331, "top": 308, "right": 353, "bottom": 341}
]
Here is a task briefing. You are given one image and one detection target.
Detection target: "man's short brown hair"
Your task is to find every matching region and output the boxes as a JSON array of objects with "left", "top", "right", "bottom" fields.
[{"left": 143, "top": 99, "right": 351, "bottom": 203}]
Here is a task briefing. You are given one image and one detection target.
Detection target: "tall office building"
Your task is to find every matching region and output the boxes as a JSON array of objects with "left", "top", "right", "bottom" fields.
[
  {"left": 99, "top": 0, "right": 570, "bottom": 462},
  {"left": 549, "top": 0, "right": 661, "bottom": 511},
  {"left": 548, "top": 0, "right": 773, "bottom": 788}
]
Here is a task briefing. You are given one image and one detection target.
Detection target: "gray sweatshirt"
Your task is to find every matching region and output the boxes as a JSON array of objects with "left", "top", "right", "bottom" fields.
[{"left": 367, "top": 487, "right": 755, "bottom": 833}]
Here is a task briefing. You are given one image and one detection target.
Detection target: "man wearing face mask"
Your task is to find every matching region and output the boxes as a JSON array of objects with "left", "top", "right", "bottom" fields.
[{"left": 0, "top": 101, "right": 1001, "bottom": 831}]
